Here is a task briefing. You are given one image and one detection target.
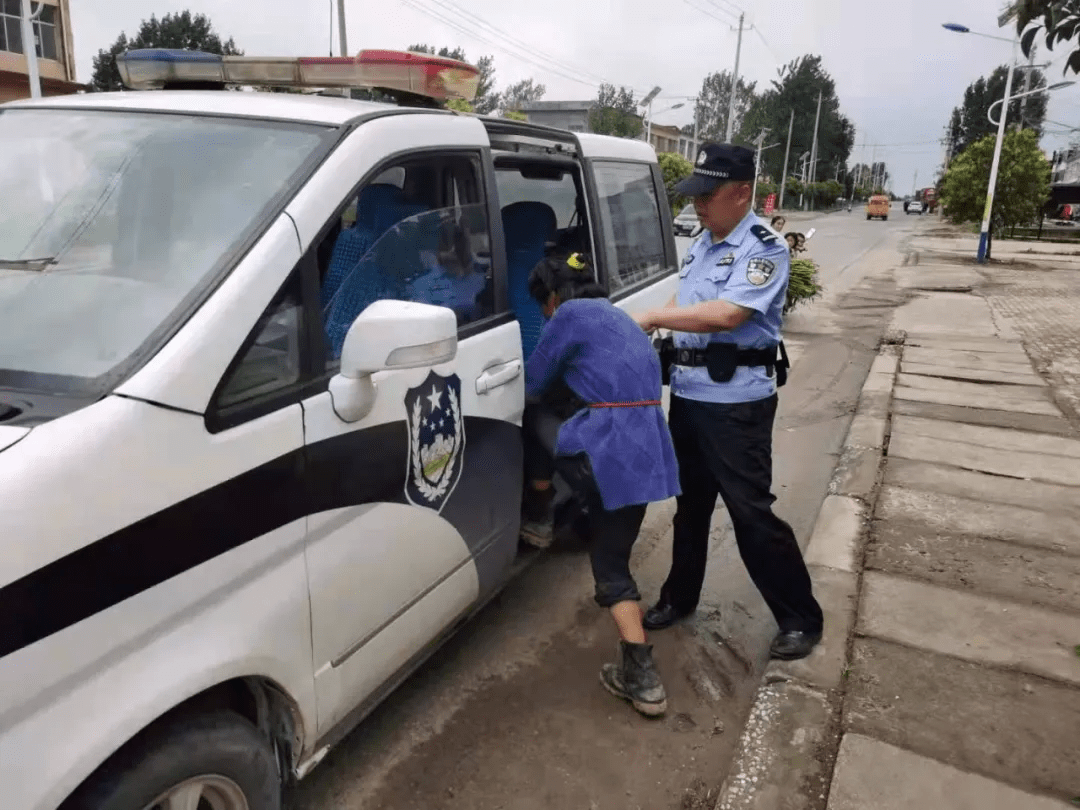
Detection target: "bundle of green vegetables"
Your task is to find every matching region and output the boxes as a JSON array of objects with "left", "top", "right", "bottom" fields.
[{"left": 785, "top": 257, "right": 823, "bottom": 315}]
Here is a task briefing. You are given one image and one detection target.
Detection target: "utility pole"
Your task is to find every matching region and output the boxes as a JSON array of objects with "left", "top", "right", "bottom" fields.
[
  {"left": 336, "top": 0, "right": 348, "bottom": 57},
  {"left": 808, "top": 90, "right": 823, "bottom": 186},
  {"left": 725, "top": 12, "right": 745, "bottom": 142},
  {"left": 751, "top": 129, "right": 768, "bottom": 211},
  {"left": 692, "top": 95, "right": 700, "bottom": 159},
  {"left": 19, "top": 0, "right": 42, "bottom": 99},
  {"left": 778, "top": 108, "right": 794, "bottom": 211},
  {"left": 913, "top": 169, "right": 919, "bottom": 196}
]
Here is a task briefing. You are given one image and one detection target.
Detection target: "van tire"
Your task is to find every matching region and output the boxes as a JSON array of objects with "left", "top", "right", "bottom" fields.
[
  {"left": 65, "top": 711, "right": 280, "bottom": 810},
  {"left": 866, "top": 214, "right": 871, "bottom": 220},
  {"left": 882, "top": 216, "right": 888, "bottom": 221}
]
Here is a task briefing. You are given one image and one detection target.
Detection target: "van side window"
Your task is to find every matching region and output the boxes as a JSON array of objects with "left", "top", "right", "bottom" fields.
[
  {"left": 592, "top": 161, "right": 667, "bottom": 292},
  {"left": 493, "top": 161, "right": 592, "bottom": 361},
  {"left": 316, "top": 154, "right": 496, "bottom": 364}
]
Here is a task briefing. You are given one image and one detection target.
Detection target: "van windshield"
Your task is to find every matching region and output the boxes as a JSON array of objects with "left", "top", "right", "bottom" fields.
[{"left": 0, "top": 108, "right": 329, "bottom": 392}]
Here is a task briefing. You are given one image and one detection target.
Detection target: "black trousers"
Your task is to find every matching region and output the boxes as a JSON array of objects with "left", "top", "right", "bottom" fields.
[
  {"left": 523, "top": 401, "right": 647, "bottom": 608},
  {"left": 661, "top": 394, "right": 823, "bottom": 633}
]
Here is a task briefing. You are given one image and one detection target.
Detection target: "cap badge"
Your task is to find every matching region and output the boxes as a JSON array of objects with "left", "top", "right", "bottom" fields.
[{"left": 696, "top": 150, "right": 708, "bottom": 166}]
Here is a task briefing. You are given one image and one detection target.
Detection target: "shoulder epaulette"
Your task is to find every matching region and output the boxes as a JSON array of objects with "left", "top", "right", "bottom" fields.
[{"left": 750, "top": 224, "right": 778, "bottom": 245}]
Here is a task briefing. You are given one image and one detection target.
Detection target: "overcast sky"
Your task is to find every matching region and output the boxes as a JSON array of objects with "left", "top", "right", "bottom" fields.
[{"left": 71, "top": 0, "right": 1080, "bottom": 194}]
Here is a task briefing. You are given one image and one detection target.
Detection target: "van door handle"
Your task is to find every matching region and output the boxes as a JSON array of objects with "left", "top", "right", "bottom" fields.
[{"left": 476, "top": 360, "right": 522, "bottom": 394}]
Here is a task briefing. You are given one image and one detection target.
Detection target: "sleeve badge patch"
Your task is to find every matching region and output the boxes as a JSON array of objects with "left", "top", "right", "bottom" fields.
[{"left": 746, "top": 258, "right": 776, "bottom": 286}]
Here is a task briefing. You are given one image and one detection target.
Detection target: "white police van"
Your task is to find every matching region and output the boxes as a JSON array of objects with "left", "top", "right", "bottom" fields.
[{"left": 0, "top": 48, "right": 678, "bottom": 809}]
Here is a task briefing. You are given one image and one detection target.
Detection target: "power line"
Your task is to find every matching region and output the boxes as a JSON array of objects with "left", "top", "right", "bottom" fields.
[
  {"left": 398, "top": 0, "right": 599, "bottom": 87},
  {"left": 706, "top": 0, "right": 745, "bottom": 17},
  {"left": 699, "top": 0, "right": 740, "bottom": 23},
  {"left": 752, "top": 25, "right": 782, "bottom": 67},
  {"left": 680, "top": 0, "right": 738, "bottom": 27},
  {"left": 422, "top": 0, "right": 613, "bottom": 87}
]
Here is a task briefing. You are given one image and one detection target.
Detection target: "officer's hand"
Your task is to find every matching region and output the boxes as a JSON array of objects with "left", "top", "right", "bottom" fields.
[{"left": 633, "top": 311, "right": 658, "bottom": 334}]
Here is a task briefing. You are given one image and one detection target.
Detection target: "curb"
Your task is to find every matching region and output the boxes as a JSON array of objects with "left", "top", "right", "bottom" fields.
[{"left": 713, "top": 343, "right": 902, "bottom": 810}]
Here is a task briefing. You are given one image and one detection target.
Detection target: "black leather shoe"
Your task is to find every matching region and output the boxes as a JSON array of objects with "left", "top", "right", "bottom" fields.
[
  {"left": 770, "top": 630, "right": 822, "bottom": 661},
  {"left": 643, "top": 602, "right": 692, "bottom": 631}
]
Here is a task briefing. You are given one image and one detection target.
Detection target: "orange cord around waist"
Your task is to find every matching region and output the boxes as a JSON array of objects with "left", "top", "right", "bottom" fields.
[{"left": 587, "top": 400, "right": 662, "bottom": 408}]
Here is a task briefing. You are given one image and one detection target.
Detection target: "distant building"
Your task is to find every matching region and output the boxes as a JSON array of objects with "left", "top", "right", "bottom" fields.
[
  {"left": 518, "top": 100, "right": 596, "bottom": 133},
  {"left": 0, "top": 0, "right": 80, "bottom": 103},
  {"left": 1051, "top": 144, "right": 1080, "bottom": 185},
  {"left": 646, "top": 122, "right": 699, "bottom": 159}
]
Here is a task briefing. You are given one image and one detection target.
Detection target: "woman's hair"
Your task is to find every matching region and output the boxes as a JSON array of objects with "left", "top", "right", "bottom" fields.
[
  {"left": 528, "top": 252, "right": 608, "bottom": 306},
  {"left": 771, "top": 215, "right": 786, "bottom": 228}
]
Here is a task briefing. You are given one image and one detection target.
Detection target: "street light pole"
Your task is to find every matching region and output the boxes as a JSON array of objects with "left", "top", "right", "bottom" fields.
[
  {"left": 725, "top": 13, "right": 745, "bottom": 142},
  {"left": 978, "top": 40, "right": 1017, "bottom": 263},
  {"left": 778, "top": 108, "right": 794, "bottom": 211},
  {"left": 19, "top": 0, "right": 42, "bottom": 99},
  {"left": 336, "top": 0, "right": 348, "bottom": 56}
]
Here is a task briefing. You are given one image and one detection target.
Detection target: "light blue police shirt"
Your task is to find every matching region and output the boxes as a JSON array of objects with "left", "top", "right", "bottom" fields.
[{"left": 670, "top": 210, "right": 789, "bottom": 404}]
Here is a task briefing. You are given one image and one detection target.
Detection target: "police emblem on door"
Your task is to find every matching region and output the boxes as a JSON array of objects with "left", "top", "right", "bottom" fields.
[{"left": 405, "top": 371, "right": 466, "bottom": 512}]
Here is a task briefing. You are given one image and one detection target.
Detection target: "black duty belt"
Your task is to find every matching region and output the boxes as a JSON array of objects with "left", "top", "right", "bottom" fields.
[{"left": 674, "top": 346, "right": 778, "bottom": 369}]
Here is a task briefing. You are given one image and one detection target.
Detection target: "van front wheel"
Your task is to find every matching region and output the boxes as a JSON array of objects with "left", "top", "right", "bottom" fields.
[{"left": 64, "top": 711, "right": 280, "bottom": 810}]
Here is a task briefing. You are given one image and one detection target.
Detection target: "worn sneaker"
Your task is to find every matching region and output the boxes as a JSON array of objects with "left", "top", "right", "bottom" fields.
[{"left": 520, "top": 520, "right": 555, "bottom": 549}]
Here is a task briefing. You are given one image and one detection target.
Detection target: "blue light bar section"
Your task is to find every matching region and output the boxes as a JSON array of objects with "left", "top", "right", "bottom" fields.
[
  {"left": 118, "top": 49, "right": 224, "bottom": 64},
  {"left": 116, "top": 49, "right": 226, "bottom": 90}
]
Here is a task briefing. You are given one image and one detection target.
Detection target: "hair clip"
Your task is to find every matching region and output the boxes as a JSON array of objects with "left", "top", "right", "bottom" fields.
[{"left": 566, "top": 253, "right": 588, "bottom": 272}]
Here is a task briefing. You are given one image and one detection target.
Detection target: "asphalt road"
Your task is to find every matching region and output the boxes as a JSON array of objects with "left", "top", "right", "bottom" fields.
[{"left": 284, "top": 206, "right": 928, "bottom": 810}]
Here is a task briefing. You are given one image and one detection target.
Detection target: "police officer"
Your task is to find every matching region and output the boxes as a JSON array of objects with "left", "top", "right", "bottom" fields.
[{"left": 635, "top": 142, "right": 824, "bottom": 661}]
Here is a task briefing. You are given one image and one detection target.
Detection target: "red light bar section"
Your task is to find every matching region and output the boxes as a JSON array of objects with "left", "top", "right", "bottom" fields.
[{"left": 297, "top": 51, "right": 479, "bottom": 101}]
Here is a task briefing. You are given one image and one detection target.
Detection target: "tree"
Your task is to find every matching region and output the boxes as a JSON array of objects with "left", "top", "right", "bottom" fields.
[
  {"left": 692, "top": 70, "right": 758, "bottom": 142},
  {"left": 738, "top": 55, "right": 855, "bottom": 202},
  {"left": 939, "top": 128, "right": 1050, "bottom": 257},
  {"left": 90, "top": 11, "right": 242, "bottom": 92},
  {"left": 498, "top": 78, "right": 546, "bottom": 115},
  {"left": 408, "top": 44, "right": 498, "bottom": 113},
  {"left": 588, "top": 83, "right": 643, "bottom": 138},
  {"left": 945, "top": 63, "right": 1048, "bottom": 159},
  {"left": 1007, "top": 0, "right": 1080, "bottom": 73},
  {"left": 657, "top": 152, "right": 694, "bottom": 213}
]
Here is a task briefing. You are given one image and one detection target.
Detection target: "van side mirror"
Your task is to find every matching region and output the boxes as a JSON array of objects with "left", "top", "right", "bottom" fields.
[{"left": 329, "top": 300, "right": 458, "bottom": 422}]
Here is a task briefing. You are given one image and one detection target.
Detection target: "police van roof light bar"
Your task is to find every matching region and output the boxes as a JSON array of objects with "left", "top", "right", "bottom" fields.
[{"left": 115, "top": 49, "right": 481, "bottom": 102}]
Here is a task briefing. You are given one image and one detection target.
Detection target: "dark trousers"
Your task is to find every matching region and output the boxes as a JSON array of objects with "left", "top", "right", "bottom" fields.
[
  {"left": 523, "top": 401, "right": 647, "bottom": 607},
  {"left": 661, "top": 394, "right": 823, "bottom": 633}
]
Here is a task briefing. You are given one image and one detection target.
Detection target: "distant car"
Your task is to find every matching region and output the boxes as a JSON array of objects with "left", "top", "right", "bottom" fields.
[
  {"left": 673, "top": 203, "right": 699, "bottom": 236},
  {"left": 907, "top": 200, "right": 924, "bottom": 215},
  {"left": 866, "top": 195, "right": 890, "bottom": 220}
]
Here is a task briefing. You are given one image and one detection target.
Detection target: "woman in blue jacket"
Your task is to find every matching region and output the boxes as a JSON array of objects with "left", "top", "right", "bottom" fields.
[{"left": 521, "top": 252, "right": 681, "bottom": 717}]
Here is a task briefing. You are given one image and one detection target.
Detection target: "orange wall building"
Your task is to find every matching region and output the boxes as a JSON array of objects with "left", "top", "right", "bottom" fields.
[{"left": 0, "top": 0, "right": 80, "bottom": 103}]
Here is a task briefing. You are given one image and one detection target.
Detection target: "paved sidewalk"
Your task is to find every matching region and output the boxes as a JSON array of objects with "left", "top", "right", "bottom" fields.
[{"left": 715, "top": 250, "right": 1080, "bottom": 809}]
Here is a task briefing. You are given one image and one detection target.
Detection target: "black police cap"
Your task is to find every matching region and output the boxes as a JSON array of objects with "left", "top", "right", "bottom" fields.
[{"left": 674, "top": 142, "right": 756, "bottom": 197}]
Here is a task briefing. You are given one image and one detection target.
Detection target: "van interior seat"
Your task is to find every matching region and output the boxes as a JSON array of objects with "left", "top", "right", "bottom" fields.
[{"left": 502, "top": 201, "right": 557, "bottom": 362}]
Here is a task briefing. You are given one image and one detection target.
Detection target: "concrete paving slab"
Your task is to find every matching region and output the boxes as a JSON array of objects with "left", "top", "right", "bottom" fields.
[
  {"left": 890, "top": 293, "right": 1001, "bottom": 339},
  {"left": 805, "top": 495, "right": 865, "bottom": 573},
  {"left": 885, "top": 458, "right": 1080, "bottom": 519},
  {"left": 876, "top": 486, "right": 1080, "bottom": 556},
  {"left": 894, "top": 385, "right": 1062, "bottom": 416},
  {"left": 902, "top": 346, "right": 1036, "bottom": 374},
  {"left": 896, "top": 372, "right": 1049, "bottom": 402},
  {"left": 830, "top": 446, "right": 882, "bottom": 502},
  {"left": 892, "top": 398, "right": 1074, "bottom": 435},
  {"left": 891, "top": 414, "right": 1080, "bottom": 458},
  {"left": 845, "top": 639, "right": 1080, "bottom": 803},
  {"left": 867, "top": 518, "right": 1080, "bottom": 614},
  {"left": 858, "top": 571, "right": 1080, "bottom": 686},
  {"left": 827, "top": 733, "right": 1073, "bottom": 810},
  {"left": 903, "top": 336, "right": 1031, "bottom": 356},
  {"left": 887, "top": 432, "right": 1080, "bottom": 486},
  {"left": 715, "top": 681, "right": 835, "bottom": 810},
  {"left": 900, "top": 360, "right": 1045, "bottom": 387},
  {"left": 767, "top": 566, "right": 857, "bottom": 691}
]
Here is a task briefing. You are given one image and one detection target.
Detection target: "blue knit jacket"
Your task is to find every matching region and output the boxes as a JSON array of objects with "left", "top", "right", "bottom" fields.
[{"left": 525, "top": 298, "right": 681, "bottom": 511}]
